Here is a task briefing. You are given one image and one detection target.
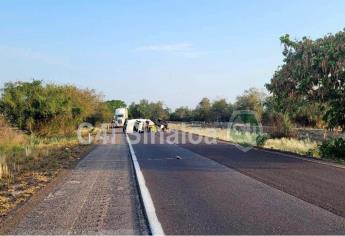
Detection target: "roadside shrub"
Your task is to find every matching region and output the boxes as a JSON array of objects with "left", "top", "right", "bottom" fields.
[
  {"left": 306, "top": 148, "right": 320, "bottom": 158},
  {"left": 263, "top": 112, "right": 295, "bottom": 138},
  {"left": 256, "top": 133, "right": 270, "bottom": 147},
  {"left": 0, "top": 80, "right": 110, "bottom": 137},
  {"left": 319, "top": 138, "right": 345, "bottom": 160}
]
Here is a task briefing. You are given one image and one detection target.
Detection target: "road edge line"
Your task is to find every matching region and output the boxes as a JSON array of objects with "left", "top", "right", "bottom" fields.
[{"left": 126, "top": 134, "right": 165, "bottom": 235}]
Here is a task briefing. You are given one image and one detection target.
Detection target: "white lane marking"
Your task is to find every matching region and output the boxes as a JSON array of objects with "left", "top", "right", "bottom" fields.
[{"left": 126, "top": 134, "right": 165, "bottom": 235}]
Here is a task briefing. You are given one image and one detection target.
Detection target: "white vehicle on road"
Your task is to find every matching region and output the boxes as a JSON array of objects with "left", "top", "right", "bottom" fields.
[
  {"left": 124, "top": 119, "right": 136, "bottom": 133},
  {"left": 114, "top": 108, "right": 128, "bottom": 128},
  {"left": 133, "top": 119, "right": 155, "bottom": 133}
]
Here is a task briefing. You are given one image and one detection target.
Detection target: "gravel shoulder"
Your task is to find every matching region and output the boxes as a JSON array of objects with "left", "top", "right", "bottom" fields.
[{"left": 1, "top": 130, "right": 148, "bottom": 234}]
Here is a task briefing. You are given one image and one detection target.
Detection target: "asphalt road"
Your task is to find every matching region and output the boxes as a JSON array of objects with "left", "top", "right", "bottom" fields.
[
  {"left": 5, "top": 129, "right": 345, "bottom": 235},
  {"left": 8, "top": 130, "right": 148, "bottom": 235},
  {"left": 129, "top": 131, "right": 345, "bottom": 234}
]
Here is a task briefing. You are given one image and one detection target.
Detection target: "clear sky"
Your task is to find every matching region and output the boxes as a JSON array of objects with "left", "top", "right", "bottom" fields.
[{"left": 1, "top": 0, "right": 345, "bottom": 109}]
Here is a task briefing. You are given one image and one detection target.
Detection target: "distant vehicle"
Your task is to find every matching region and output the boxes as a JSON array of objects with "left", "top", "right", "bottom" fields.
[
  {"left": 134, "top": 120, "right": 145, "bottom": 133},
  {"left": 113, "top": 108, "right": 128, "bottom": 128},
  {"left": 123, "top": 119, "right": 137, "bottom": 133},
  {"left": 133, "top": 119, "right": 155, "bottom": 133}
]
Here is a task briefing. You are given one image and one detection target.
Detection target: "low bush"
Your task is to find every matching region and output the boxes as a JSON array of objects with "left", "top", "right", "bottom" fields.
[
  {"left": 256, "top": 134, "right": 270, "bottom": 147},
  {"left": 262, "top": 112, "right": 295, "bottom": 138},
  {"left": 306, "top": 148, "right": 320, "bottom": 158},
  {"left": 319, "top": 138, "right": 345, "bottom": 160}
]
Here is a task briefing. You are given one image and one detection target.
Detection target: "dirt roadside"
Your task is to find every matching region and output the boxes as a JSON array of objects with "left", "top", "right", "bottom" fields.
[
  {"left": 0, "top": 144, "right": 95, "bottom": 234},
  {"left": 1, "top": 129, "right": 149, "bottom": 234}
]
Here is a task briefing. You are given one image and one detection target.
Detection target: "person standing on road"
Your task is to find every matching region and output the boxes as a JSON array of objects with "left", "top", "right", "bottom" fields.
[{"left": 123, "top": 119, "right": 128, "bottom": 133}]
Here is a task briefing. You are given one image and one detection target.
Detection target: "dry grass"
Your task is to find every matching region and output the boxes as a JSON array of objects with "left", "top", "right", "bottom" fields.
[
  {"left": 0, "top": 142, "right": 93, "bottom": 219},
  {"left": 263, "top": 138, "right": 319, "bottom": 156},
  {"left": 0, "top": 117, "right": 27, "bottom": 152},
  {"left": 0, "top": 116, "right": 93, "bottom": 219},
  {"left": 169, "top": 123, "right": 258, "bottom": 145},
  {"left": 0, "top": 144, "right": 93, "bottom": 217},
  {"left": 169, "top": 122, "right": 319, "bottom": 156},
  {"left": 0, "top": 155, "right": 9, "bottom": 180},
  {"left": 0, "top": 117, "right": 26, "bottom": 180}
]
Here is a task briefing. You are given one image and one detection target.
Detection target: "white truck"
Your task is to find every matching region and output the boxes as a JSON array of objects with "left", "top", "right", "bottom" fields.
[{"left": 113, "top": 108, "right": 128, "bottom": 128}]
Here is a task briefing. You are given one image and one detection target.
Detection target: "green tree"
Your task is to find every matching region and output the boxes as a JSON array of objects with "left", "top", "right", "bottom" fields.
[
  {"left": 0, "top": 80, "right": 108, "bottom": 136},
  {"left": 195, "top": 97, "right": 211, "bottom": 121},
  {"left": 210, "top": 99, "right": 233, "bottom": 122},
  {"left": 137, "top": 99, "right": 151, "bottom": 118},
  {"left": 128, "top": 102, "right": 140, "bottom": 118},
  {"left": 266, "top": 30, "right": 345, "bottom": 130},
  {"left": 234, "top": 88, "right": 266, "bottom": 120},
  {"left": 170, "top": 106, "right": 193, "bottom": 121},
  {"left": 105, "top": 100, "right": 126, "bottom": 113},
  {"left": 149, "top": 101, "right": 169, "bottom": 121},
  {"left": 87, "top": 102, "right": 113, "bottom": 125},
  {"left": 128, "top": 99, "right": 169, "bottom": 121}
]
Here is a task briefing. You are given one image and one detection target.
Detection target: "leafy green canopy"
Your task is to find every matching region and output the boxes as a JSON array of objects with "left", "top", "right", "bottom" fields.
[
  {"left": 128, "top": 99, "right": 170, "bottom": 121},
  {"left": 266, "top": 30, "right": 345, "bottom": 131},
  {"left": 105, "top": 100, "right": 126, "bottom": 113},
  {"left": 235, "top": 88, "right": 266, "bottom": 120},
  {"left": 0, "top": 80, "right": 111, "bottom": 136},
  {"left": 170, "top": 98, "right": 234, "bottom": 122}
]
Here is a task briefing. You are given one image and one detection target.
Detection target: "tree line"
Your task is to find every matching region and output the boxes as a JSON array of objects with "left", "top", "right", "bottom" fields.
[
  {"left": 169, "top": 88, "right": 266, "bottom": 123},
  {"left": 1, "top": 29, "right": 344, "bottom": 138},
  {"left": 0, "top": 80, "right": 113, "bottom": 136},
  {"left": 129, "top": 29, "right": 345, "bottom": 139},
  {"left": 171, "top": 29, "right": 345, "bottom": 133}
]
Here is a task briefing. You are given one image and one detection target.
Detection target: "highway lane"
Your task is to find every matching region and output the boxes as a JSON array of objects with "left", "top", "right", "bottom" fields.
[
  {"left": 128, "top": 132, "right": 345, "bottom": 234},
  {"left": 180, "top": 142, "right": 345, "bottom": 219}
]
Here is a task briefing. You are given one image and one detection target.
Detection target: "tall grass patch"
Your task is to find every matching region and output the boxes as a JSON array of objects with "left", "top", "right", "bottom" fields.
[
  {"left": 169, "top": 123, "right": 259, "bottom": 145},
  {"left": 170, "top": 122, "right": 319, "bottom": 157},
  {"left": 263, "top": 138, "right": 319, "bottom": 156}
]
